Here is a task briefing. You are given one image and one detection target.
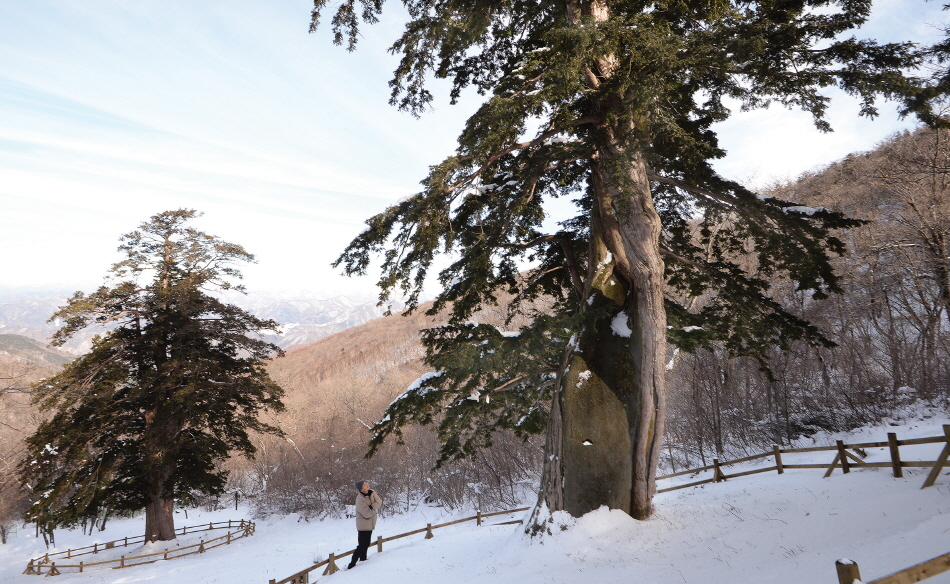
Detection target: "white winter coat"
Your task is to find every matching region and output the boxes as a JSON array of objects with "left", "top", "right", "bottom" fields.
[{"left": 355, "top": 490, "right": 382, "bottom": 531}]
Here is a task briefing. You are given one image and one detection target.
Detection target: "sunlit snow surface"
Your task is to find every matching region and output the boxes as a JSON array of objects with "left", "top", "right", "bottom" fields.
[{"left": 2, "top": 409, "right": 950, "bottom": 584}]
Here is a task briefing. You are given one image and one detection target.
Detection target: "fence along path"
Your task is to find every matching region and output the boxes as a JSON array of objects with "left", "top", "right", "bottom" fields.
[
  {"left": 835, "top": 550, "right": 950, "bottom": 584},
  {"left": 269, "top": 508, "right": 529, "bottom": 584},
  {"left": 22, "top": 519, "right": 255, "bottom": 576},
  {"left": 656, "top": 424, "right": 950, "bottom": 492},
  {"left": 830, "top": 431, "right": 950, "bottom": 584},
  {"left": 655, "top": 425, "right": 950, "bottom": 584},
  {"left": 270, "top": 428, "right": 949, "bottom": 584}
]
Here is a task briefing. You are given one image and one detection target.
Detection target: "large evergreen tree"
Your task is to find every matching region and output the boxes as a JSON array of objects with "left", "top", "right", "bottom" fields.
[
  {"left": 311, "top": 0, "right": 919, "bottom": 523},
  {"left": 18, "top": 210, "right": 285, "bottom": 541}
]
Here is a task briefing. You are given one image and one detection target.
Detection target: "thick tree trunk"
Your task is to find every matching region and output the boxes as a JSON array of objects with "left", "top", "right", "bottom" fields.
[
  {"left": 143, "top": 407, "right": 179, "bottom": 541},
  {"left": 529, "top": 0, "right": 667, "bottom": 529},
  {"left": 532, "top": 150, "right": 667, "bottom": 525},
  {"left": 144, "top": 483, "right": 176, "bottom": 542}
]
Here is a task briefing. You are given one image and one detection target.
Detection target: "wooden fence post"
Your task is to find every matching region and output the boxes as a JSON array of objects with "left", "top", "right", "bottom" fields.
[
  {"left": 713, "top": 459, "right": 726, "bottom": 482},
  {"left": 823, "top": 452, "right": 841, "bottom": 478},
  {"left": 120, "top": 555, "right": 125, "bottom": 568},
  {"left": 922, "top": 425, "right": 950, "bottom": 489},
  {"left": 837, "top": 440, "right": 850, "bottom": 474},
  {"left": 377, "top": 535, "right": 383, "bottom": 553},
  {"left": 773, "top": 445, "right": 784, "bottom": 474},
  {"left": 46, "top": 562, "right": 61, "bottom": 576},
  {"left": 425, "top": 523, "right": 434, "bottom": 539},
  {"left": 835, "top": 559, "right": 861, "bottom": 584},
  {"left": 322, "top": 553, "right": 340, "bottom": 576},
  {"left": 79, "top": 561, "right": 83, "bottom": 573},
  {"left": 888, "top": 432, "right": 903, "bottom": 478}
]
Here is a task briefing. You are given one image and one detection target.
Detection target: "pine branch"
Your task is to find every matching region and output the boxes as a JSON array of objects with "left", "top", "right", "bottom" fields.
[{"left": 501, "top": 234, "right": 584, "bottom": 295}]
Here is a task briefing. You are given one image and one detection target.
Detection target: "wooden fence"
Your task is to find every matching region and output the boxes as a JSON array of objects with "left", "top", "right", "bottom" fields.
[
  {"left": 656, "top": 424, "right": 950, "bottom": 493},
  {"left": 269, "top": 508, "right": 530, "bottom": 584},
  {"left": 23, "top": 519, "right": 255, "bottom": 576},
  {"left": 835, "top": 550, "right": 950, "bottom": 584}
]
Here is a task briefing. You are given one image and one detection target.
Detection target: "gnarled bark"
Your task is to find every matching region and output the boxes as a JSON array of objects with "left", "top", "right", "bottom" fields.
[
  {"left": 144, "top": 484, "right": 175, "bottom": 542},
  {"left": 533, "top": 145, "right": 667, "bottom": 525}
]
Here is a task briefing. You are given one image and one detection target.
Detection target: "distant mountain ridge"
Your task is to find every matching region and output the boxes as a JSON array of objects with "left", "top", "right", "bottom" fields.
[
  {"left": 220, "top": 291, "right": 402, "bottom": 349},
  {"left": 0, "top": 334, "right": 71, "bottom": 367},
  {"left": 0, "top": 287, "right": 394, "bottom": 354}
]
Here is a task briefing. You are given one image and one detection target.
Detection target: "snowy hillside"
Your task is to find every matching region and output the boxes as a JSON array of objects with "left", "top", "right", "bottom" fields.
[{"left": 1, "top": 413, "right": 949, "bottom": 584}]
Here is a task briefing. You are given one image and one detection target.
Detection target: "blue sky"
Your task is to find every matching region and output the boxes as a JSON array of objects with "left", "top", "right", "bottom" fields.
[{"left": 0, "top": 0, "right": 946, "bottom": 298}]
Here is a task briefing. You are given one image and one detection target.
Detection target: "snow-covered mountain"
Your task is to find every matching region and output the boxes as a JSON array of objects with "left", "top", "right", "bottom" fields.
[
  {"left": 0, "top": 287, "right": 394, "bottom": 354},
  {"left": 221, "top": 291, "right": 401, "bottom": 349},
  {"left": 0, "top": 290, "right": 77, "bottom": 350}
]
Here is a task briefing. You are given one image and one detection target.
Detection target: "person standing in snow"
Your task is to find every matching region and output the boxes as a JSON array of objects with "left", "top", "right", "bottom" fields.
[{"left": 347, "top": 480, "right": 382, "bottom": 569}]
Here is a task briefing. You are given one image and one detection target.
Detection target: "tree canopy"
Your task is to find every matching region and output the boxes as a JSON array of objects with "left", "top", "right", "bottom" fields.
[
  {"left": 18, "top": 210, "right": 285, "bottom": 541},
  {"left": 312, "top": 0, "right": 923, "bottom": 522}
]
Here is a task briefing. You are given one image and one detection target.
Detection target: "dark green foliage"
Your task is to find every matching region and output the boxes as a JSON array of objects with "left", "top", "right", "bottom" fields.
[
  {"left": 899, "top": 5, "right": 950, "bottom": 127},
  {"left": 368, "top": 310, "right": 591, "bottom": 464},
  {"left": 18, "top": 210, "right": 285, "bottom": 533},
  {"left": 314, "top": 0, "right": 921, "bottom": 465}
]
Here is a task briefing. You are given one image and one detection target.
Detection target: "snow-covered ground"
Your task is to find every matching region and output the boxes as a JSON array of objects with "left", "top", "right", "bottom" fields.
[{"left": 2, "top": 410, "right": 950, "bottom": 584}]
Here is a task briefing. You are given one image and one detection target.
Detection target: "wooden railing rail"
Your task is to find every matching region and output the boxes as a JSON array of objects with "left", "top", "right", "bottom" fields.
[
  {"left": 835, "top": 550, "right": 950, "bottom": 584},
  {"left": 268, "top": 507, "right": 530, "bottom": 584},
  {"left": 25, "top": 519, "right": 247, "bottom": 565},
  {"left": 656, "top": 425, "right": 950, "bottom": 494},
  {"left": 23, "top": 520, "right": 254, "bottom": 576}
]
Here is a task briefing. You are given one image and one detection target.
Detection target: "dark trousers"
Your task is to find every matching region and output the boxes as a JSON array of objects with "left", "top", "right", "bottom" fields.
[{"left": 349, "top": 530, "right": 372, "bottom": 567}]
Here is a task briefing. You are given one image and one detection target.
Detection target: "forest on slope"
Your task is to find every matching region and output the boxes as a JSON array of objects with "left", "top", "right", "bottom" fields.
[
  {"left": 3, "top": 127, "right": 949, "bottom": 533},
  {"left": 239, "top": 296, "right": 545, "bottom": 519},
  {"left": 662, "top": 126, "right": 950, "bottom": 471},
  {"left": 0, "top": 336, "right": 71, "bottom": 542}
]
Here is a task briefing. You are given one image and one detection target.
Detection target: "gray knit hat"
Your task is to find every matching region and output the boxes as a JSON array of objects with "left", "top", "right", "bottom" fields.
[{"left": 355, "top": 480, "right": 367, "bottom": 491}]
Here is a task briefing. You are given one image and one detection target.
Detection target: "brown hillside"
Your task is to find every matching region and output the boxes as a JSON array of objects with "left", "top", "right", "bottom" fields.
[
  {"left": 239, "top": 301, "right": 545, "bottom": 516},
  {"left": 261, "top": 302, "right": 447, "bottom": 460},
  {"left": 1, "top": 335, "right": 68, "bottom": 533}
]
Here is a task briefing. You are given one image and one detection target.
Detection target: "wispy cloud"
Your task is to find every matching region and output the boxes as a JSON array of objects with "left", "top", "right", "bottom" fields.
[
  {"left": 0, "top": 0, "right": 944, "bottom": 294},
  {"left": 0, "top": 1, "right": 475, "bottom": 292}
]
